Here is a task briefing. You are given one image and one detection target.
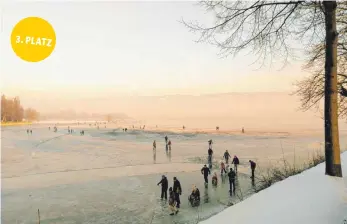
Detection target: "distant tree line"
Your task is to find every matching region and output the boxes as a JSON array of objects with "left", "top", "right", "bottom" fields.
[{"left": 1, "top": 95, "right": 40, "bottom": 122}]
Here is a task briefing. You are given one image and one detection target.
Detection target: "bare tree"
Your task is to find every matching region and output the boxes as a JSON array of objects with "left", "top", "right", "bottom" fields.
[
  {"left": 183, "top": 1, "right": 342, "bottom": 177},
  {"left": 294, "top": 2, "right": 347, "bottom": 119}
]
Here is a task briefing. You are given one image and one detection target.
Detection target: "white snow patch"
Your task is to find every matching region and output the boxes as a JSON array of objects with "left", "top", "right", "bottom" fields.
[{"left": 200, "top": 152, "right": 347, "bottom": 224}]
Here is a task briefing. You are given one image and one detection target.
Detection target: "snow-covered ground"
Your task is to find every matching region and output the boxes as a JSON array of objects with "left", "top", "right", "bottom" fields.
[{"left": 200, "top": 152, "right": 347, "bottom": 224}]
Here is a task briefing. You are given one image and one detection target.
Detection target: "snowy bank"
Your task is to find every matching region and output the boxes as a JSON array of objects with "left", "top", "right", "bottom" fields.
[{"left": 200, "top": 152, "right": 347, "bottom": 224}]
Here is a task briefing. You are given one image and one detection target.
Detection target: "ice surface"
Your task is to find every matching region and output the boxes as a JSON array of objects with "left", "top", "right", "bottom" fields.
[
  {"left": 199, "top": 152, "right": 347, "bottom": 224},
  {"left": 2, "top": 123, "right": 347, "bottom": 223}
]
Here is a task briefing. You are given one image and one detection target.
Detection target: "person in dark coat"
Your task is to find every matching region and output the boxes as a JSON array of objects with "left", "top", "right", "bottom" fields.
[
  {"left": 208, "top": 148, "right": 213, "bottom": 168},
  {"left": 224, "top": 150, "right": 231, "bottom": 164},
  {"left": 249, "top": 160, "right": 256, "bottom": 179},
  {"left": 228, "top": 167, "right": 236, "bottom": 195},
  {"left": 173, "top": 177, "right": 182, "bottom": 212},
  {"left": 157, "top": 175, "right": 168, "bottom": 200},
  {"left": 201, "top": 165, "right": 211, "bottom": 184},
  {"left": 164, "top": 136, "right": 168, "bottom": 144},
  {"left": 232, "top": 155, "right": 240, "bottom": 173}
]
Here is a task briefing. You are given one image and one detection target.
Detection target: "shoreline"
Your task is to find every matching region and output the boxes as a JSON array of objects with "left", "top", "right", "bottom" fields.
[{"left": 1, "top": 122, "right": 32, "bottom": 127}]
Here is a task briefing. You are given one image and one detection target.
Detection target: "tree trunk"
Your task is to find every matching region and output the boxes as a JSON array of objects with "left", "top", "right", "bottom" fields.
[{"left": 323, "top": 1, "right": 342, "bottom": 177}]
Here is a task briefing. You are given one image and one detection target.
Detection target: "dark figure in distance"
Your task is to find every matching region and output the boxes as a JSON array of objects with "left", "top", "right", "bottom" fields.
[
  {"left": 208, "top": 148, "right": 213, "bottom": 169},
  {"left": 232, "top": 155, "right": 240, "bottom": 173},
  {"left": 168, "top": 140, "right": 172, "bottom": 151},
  {"left": 173, "top": 177, "right": 182, "bottom": 213},
  {"left": 30, "top": 130, "right": 32, "bottom": 134},
  {"left": 157, "top": 175, "right": 168, "bottom": 200},
  {"left": 216, "top": 126, "right": 219, "bottom": 131},
  {"left": 249, "top": 160, "right": 256, "bottom": 179},
  {"left": 228, "top": 168, "right": 236, "bottom": 195},
  {"left": 201, "top": 165, "right": 211, "bottom": 184},
  {"left": 242, "top": 127, "right": 245, "bottom": 133},
  {"left": 165, "top": 136, "right": 168, "bottom": 144},
  {"left": 224, "top": 150, "right": 231, "bottom": 164}
]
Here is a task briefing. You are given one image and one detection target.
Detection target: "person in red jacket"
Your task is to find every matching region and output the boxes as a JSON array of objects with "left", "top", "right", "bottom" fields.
[{"left": 168, "top": 140, "right": 172, "bottom": 151}]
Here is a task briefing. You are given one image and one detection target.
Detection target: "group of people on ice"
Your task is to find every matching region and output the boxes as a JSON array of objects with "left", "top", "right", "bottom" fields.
[
  {"left": 153, "top": 136, "right": 172, "bottom": 152},
  {"left": 156, "top": 138, "right": 257, "bottom": 216},
  {"left": 157, "top": 176, "right": 182, "bottom": 215}
]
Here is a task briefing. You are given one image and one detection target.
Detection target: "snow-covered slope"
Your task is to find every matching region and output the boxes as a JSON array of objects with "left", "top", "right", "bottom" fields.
[{"left": 200, "top": 152, "right": 347, "bottom": 224}]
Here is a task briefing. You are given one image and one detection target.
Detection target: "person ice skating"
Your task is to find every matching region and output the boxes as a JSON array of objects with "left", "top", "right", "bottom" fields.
[
  {"left": 168, "top": 140, "right": 172, "bottom": 151},
  {"left": 220, "top": 161, "right": 227, "bottom": 175},
  {"left": 242, "top": 127, "right": 245, "bottom": 133},
  {"left": 228, "top": 167, "right": 236, "bottom": 195},
  {"left": 153, "top": 140, "right": 157, "bottom": 151},
  {"left": 232, "top": 155, "right": 240, "bottom": 173},
  {"left": 30, "top": 130, "right": 32, "bottom": 134},
  {"left": 165, "top": 136, "right": 168, "bottom": 144},
  {"left": 212, "top": 172, "right": 218, "bottom": 186},
  {"left": 188, "top": 185, "right": 200, "bottom": 207},
  {"left": 27, "top": 129, "right": 29, "bottom": 134},
  {"left": 208, "top": 139, "right": 213, "bottom": 149},
  {"left": 168, "top": 187, "right": 177, "bottom": 215},
  {"left": 208, "top": 148, "right": 213, "bottom": 157},
  {"left": 208, "top": 147, "right": 213, "bottom": 169},
  {"left": 201, "top": 165, "right": 211, "bottom": 184},
  {"left": 173, "top": 177, "right": 182, "bottom": 213},
  {"left": 157, "top": 175, "right": 168, "bottom": 200},
  {"left": 182, "top": 125, "right": 185, "bottom": 130},
  {"left": 249, "top": 160, "right": 256, "bottom": 179},
  {"left": 224, "top": 150, "right": 231, "bottom": 164}
]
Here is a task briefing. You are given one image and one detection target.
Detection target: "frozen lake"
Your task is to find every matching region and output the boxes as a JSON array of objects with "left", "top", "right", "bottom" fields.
[{"left": 2, "top": 123, "right": 347, "bottom": 223}]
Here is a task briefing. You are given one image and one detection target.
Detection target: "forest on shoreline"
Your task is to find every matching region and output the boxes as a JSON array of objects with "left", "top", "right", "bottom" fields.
[{"left": 1, "top": 95, "right": 39, "bottom": 122}]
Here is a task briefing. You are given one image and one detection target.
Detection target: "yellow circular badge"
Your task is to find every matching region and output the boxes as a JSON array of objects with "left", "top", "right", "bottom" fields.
[{"left": 11, "top": 17, "right": 56, "bottom": 62}]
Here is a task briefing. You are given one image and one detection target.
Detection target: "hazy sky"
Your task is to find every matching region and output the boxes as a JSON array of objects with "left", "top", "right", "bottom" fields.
[{"left": 1, "top": 1, "right": 310, "bottom": 98}]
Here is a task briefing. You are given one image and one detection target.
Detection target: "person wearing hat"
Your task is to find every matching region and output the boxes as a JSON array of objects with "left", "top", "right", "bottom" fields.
[{"left": 157, "top": 175, "right": 168, "bottom": 200}]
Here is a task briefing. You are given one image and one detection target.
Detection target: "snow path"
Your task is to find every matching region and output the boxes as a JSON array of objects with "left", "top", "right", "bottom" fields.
[{"left": 200, "top": 152, "right": 347, "bottom": 224}]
